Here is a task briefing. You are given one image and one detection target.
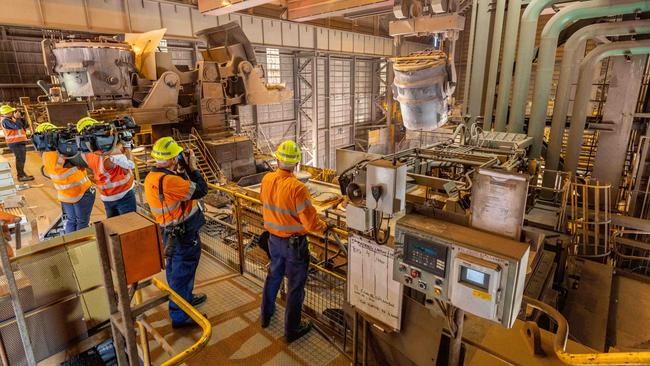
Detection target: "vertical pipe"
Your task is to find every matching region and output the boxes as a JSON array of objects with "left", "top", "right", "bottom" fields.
[
  {"left": 462, "top": 0, "right": 479, "bottom": 114},
  {"left": 546, "top": 20, "right": 650, "bottom": 175},
  {"left": 351, "top": 56, "right": 356, "bottom": 148},
  {"left": 507, "top": 0, "right": 559, "bottom": 133},
  {"left": 312, "top": 56, "right": 319, "bottom": 166},
  {"left": 565, "top": 40, "right": 650, "bottom": 173},
  {"left": 494, "top": 0, "right": 522, "bottom": 132},
  {"left": 325, "top": 55, "right": 331, "bottom": 167},
  {"left": 467, "top": 0, "right": 493, "bottom": 119},
  {"left": 234, "top": 199, "right": 245, "bottom": 275},
  {"left": 448, "top": 307, "right": 465, "bottom": 366},
  {"left": 482, "top": 0, "right": 507, "bottom": 130},
  {"left": 527, "top": 0, "right": 650, "bottom": 157}
]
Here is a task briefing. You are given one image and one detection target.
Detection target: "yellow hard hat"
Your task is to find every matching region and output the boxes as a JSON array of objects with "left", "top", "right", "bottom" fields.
[
  {"left": 275, "top": 140, "right": 301, "bottom": 164},
  {"left": 151, "top": 136, "right": 184, "bottom": 160},
  {"left": 0, "top": 105, "right": 16, "bottom": 116},
  {"left": 76, "top": 117, "right": 101, "bottom": 133},
  {"left": 35, "top": 123, "right": 57, "bottom": 133}
]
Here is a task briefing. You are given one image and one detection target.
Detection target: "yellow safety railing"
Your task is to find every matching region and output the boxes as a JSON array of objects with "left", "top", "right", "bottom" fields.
[
  {"left": 152, "top": 277, "right": 212, "bottom": 366},
  {"left": 526, "top": 297, "right": 650, "bottom": 365}
]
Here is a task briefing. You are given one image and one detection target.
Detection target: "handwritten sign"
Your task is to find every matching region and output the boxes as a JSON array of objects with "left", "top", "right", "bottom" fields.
[{"left": 348, "top": 234, "right": 403, "bottom": 330}]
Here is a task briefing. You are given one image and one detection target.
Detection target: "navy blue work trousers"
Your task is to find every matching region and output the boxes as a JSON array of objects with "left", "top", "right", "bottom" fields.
[
  {"left": 261, "top": 234, "right": 309, "bottom": 336},
  {"left": 102, "top": 189, "right": 137, "bottom": 218},
  {"left": 61, "top": 188, "right": 95, "bottom": 233},
  {"left": 163, "top": 211, "right": 205, "bottom": 324}
]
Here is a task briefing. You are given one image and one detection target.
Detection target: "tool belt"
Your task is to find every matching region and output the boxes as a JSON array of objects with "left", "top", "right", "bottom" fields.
[
  {"left": 163, "top": 223, "right": 186, "bottom": 257},
  {"left": 288, "top": 234, "right": 307, "bottom": 249}
]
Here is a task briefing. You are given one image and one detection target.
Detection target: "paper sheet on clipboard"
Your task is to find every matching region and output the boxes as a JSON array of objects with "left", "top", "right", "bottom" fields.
[{"left": 470, "top": 168, "right": 529, "bottom": 239}]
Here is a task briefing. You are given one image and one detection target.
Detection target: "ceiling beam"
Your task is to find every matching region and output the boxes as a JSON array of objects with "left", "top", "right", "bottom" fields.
[
  {"left": 198, "top": 0, "right": 276, "bottom": 16},
  {"left": 287, "top": 0, "right": 393, "bottom": 22}
]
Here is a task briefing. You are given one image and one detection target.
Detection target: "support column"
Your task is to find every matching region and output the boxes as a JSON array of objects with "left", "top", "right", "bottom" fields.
[
  {"left": 592, "top": 55, "right": 647, "bottom": 202},
  {"left": 467, "top": 0, "right": 492, "bottom": 119}
]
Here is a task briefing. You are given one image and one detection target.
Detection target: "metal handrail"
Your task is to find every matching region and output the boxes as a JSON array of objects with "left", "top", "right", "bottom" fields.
[
  {"left": 152, "top": 277, "right": 212, "bottom": 366},
  {"left": 525, "top": 296, "right": 650, "bottom": 365}
]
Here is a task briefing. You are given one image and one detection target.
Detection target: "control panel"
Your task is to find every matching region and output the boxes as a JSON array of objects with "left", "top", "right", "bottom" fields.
[
  {"left": 393, "top": 214, "right": 529, "bottom": 328},
  {"left": 396, "top": 234, "right": 450, "bottom": 301}
]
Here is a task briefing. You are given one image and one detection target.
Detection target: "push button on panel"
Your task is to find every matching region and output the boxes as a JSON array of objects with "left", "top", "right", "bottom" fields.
[{"left": 410, "top": 269, "right": 421, "bottom": 278}]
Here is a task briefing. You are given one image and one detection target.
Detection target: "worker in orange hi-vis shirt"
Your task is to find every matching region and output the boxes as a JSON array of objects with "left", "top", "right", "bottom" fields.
[{"left": 259, "top": 140, "right": 333, "bottom": 343}]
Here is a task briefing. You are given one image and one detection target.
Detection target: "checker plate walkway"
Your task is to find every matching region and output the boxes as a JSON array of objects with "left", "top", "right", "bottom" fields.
[{"left": 142, "top": 254, "right": 349, "bottom": 366}]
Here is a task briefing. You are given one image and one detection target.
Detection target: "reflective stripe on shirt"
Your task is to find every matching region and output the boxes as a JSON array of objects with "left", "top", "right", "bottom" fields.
[{"left": 263, "top": 221, "right": 305, "bottom": 232}]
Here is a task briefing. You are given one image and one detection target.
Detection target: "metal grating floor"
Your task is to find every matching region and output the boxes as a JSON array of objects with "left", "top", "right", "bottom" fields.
[{"left": 142, "top": 255, "right": 348, "bottom": 366}]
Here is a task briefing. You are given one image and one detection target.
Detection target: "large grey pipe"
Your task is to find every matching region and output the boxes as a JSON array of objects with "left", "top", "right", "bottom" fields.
[
  {"left": 502, "top": 0, "right": 560, "bottom": 133},
  {"left": 565, "top": 39, "right": 650, "bottom": 172},
  {"left": 492, "top": 0, "right": 523, "bottom": 131},
  {"left": 526, "top": 0, "right": 650, "bottom": 157},
  {"left": 546, "top": 20, "right": 650, "bottom": 176},
  {"left": 482, "top": 0, "right": 507, "bottom": 130}
]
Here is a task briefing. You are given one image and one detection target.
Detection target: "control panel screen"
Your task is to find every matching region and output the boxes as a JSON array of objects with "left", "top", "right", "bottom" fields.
[
  {"left": 459, "top": 266, "right": 490, "bottom": 290},
  {"left": 403, "top": 234, "right": 448, "bottom": 277}
]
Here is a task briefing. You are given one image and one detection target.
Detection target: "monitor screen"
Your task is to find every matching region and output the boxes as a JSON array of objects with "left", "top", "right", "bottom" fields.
[
  {"left": 403, "top": 234, "right": 448, "bottom": 277},
  {"left": 459, "top": 266, "right": 490, "bottom": 290}
]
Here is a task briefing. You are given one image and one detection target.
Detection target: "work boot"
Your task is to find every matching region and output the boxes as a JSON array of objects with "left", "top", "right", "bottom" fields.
[
  {"left": 18, "top": 175, "right": 34, "bottom": 182},
  {"left": 285, "top": 321, "right": 312, "bottom": 343},
  {"left": 171, "top": 313, "right": 208, "bottom": 329},
  {"left": 261, "top": 315, "right": 271, "bottom": 329},
  {"left": 191, "top": 293, "right": 207, "bottom": 307}
]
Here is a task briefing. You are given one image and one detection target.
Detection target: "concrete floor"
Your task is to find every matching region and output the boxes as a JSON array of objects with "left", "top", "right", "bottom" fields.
[{"left": 9, "top": 151, "right": 349, "bottom": 365}]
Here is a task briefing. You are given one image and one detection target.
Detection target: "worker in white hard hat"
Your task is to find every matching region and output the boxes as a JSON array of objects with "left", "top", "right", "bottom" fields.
[
  {"left": 144, "top": 137, "right": 209, "bottom": 328},
  {"left": 1, "top": 105, "right": 33, "bottom": 181}
]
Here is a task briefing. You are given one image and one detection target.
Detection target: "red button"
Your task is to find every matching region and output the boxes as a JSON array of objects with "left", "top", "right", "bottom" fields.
[{"left": 410, "top": 269, "right": 420, "bottom": 278}]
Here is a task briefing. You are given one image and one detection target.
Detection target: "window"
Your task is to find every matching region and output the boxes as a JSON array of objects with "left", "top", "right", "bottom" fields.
[{"left": 266, "top": 48, "right": 281, "bottom": 84}]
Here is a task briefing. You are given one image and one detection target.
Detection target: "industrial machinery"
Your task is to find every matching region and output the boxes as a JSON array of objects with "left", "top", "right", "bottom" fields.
[{"left": 393, "top": 214, "right": 529, "bottom": 328}]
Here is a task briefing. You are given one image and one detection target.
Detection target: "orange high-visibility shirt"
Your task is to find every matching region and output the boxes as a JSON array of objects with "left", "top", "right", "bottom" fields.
[
  {"left": 259, "top": 169, "right": 326, "bottom": 238},
  {"left": 144, "top": 170, "right": 199, "bottom": 227},
  {"left": 42, "top": 151, "right": 92, "bottom": 203},
  {"left": 82, "top": 152, "right": 134, "bottom": 201}
]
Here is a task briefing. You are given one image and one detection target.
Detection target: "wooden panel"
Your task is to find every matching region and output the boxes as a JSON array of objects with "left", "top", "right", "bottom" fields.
[
  {"left": 562, "top": 258, "right": 613, "bottom": 351},
  {"left": 87, "top": 0, "right": 127, "bottom": 31},
  {"left": 160, "top": 3, "right": 193, "bottom": 37}
]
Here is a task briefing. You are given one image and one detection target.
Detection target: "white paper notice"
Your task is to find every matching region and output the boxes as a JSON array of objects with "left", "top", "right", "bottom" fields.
[{"left": 347, "top": 234, "right": 403, "bottom": 330}]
